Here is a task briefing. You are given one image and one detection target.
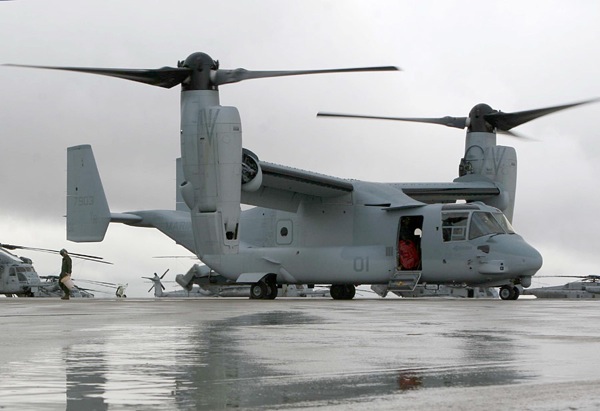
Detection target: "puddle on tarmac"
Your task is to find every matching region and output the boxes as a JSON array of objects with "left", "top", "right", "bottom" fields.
[{"left": 0, "top": 310, "right": 534, "bottom": 410}]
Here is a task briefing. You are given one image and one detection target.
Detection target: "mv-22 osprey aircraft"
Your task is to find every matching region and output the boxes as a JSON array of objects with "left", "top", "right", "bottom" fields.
[{"left": 9, "top": 52, "right": 593, "bottom": 300}]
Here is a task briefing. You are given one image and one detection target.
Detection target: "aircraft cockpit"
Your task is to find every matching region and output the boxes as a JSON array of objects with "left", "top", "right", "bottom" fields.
[
  {"left": 441, "top": 204, "right": 515, "bottom": 242},
  {"left": 0, "top": 247, "right": 25, "bottom": 264},
  {"left": 0, "top": 247, "right": 42, "bottom": 296}
]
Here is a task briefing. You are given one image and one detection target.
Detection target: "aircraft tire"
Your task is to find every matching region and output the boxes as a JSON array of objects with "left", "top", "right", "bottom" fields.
[
  {"left": 330, "top": 284, "right": 344, "bottom": 300},
  {"left": 343, "top": 284, "right": 356, "bottom": 300},
  {"left": 330, "top": 284, "right": 356, "bottom": 300},
  {"left": 265, "top": 284, "right": 278, "bottom": 299},
  {"left": 250, "top": 282, "right": 268, "bottom": 299},
  {"left": 499, "top": 285, "right": 516, "bottom": 300},
  {"left": 510, "top": 286, "right": 520, "bottom": 300}
]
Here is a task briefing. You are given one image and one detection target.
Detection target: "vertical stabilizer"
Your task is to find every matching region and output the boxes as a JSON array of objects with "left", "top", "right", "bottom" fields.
[{"left": 66, "top": 145, "right": 111, "bottom": 241}]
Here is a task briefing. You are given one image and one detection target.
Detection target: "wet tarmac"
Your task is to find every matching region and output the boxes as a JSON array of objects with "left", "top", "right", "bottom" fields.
[{"left": 1, "top": 298, "right": 600, "bottom": 410}]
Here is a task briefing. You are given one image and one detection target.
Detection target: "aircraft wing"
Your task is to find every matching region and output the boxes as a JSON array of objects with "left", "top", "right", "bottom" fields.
[
  {"left": 241, "top": 161, "right": 354, "bottom": 211},
  {"left": 239, "top": 160, "right": 500, "bottom": 211},
  {"left": 393, "top": 181, "right": 500, "bottom": 204}
]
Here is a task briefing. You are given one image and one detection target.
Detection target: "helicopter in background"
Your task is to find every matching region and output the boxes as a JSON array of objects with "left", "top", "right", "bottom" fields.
[
  {"left": 13, "top": 52, "right": 598, "bottom": 300},
  {"left": 38, "top": 275, "right": 95, "bottom": 298},
  {"left": 0, "top": 246, "right": 43, "bottom": 297},
  {"left": 0, "top": 243, "right": 109, "bottom": 297},
  {"left": 144, "top": 265, "right": 330, "bottom": 298},
  {"left": 523, "top": 275, "right": 600, "bottom": 299},
  {"left": 143, "top": 268, "right": 248, "bottom": 298}
]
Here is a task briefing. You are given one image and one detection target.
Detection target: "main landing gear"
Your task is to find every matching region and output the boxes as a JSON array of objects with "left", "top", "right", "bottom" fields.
[
  {"left": 250, "top": 279, "right": 278, "bottom": 300},
  {"left": 499, "top": 285, "right": 520, "bottom": 300},
  {"left": 330, "top": 284, "right": 356, "bottom": 300}
]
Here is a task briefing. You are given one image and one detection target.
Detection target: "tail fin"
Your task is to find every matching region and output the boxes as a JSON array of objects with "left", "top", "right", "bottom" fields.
[{"left": 66, "top": 145, "right": 110, "bottom": 242}]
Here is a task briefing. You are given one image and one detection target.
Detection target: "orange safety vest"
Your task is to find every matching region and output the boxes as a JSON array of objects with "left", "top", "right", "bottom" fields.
[{"left": 399, "top": 240, "right": 420, "bottom": 270}]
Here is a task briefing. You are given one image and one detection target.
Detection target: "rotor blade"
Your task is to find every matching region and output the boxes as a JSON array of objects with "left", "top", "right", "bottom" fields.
[
  {"left": 76, "top": 286, "right": 103, "bottom": 293},
  {"left": 160, "top": 269, "right": 169, "bottom": 279},
  {"left": 77, "top": 279, "right": 118, "bottom": 288},
  {"left": 153, "top": 255, "right": 198, "bottom": 259},
  {"left": 161, "top": 283, "right": 166, "bottom": 291},
  {"left": 317, "top": 112, "right": 467, "bottom": 129},
  {"left": 214, "top": 66, "right": 400, "bottom": 86},
  {"left": 3, "top": 64, "right": 191, "bottom": 89},
  {"left": 70, "top": 255, "right": 113, "bottom": 265},
  {"left": 497, "top": 129, "right": 538, "bottom": 141},
  {"left": 0, "top": 243, "right": 105, "bottom": 260},
  {"left": 537, "top": 275, "right": 596, "bottom": 279},
  {"left": 485, "top": 98, "right": 600, "bottom": 131},
  {"left": 148, "top": 284, "right": 155, "bottom": 293}
]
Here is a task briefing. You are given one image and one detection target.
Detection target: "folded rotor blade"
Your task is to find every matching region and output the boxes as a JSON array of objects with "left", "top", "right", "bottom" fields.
[
  {"left": 4, "top": 64, "right": 191, "bottom": 89},
  {"left": 214, "top": 66, "right": 400, "bottom": 86},
  {"left": 317, "top": 112, "right": 467, "bottom": 129},
  {"left": 0, "top": 243, "right": 107, "bottom": 261},
  {"left": 485, "top": 98, "right": 600, "bottom": 131}
]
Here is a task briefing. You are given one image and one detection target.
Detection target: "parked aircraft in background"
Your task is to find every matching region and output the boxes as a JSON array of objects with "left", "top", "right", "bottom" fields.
[
  {"left": 0, "top": 243, "right": 107, "bottom": 297},
  {"left": 523, "top": 275, "right": 600, "bottom": 299}
]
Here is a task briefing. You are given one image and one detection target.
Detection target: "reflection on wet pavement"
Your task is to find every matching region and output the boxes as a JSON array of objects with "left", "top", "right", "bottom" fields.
[{"left": 0, "top": 299, "right": 599, "bottom": 410}]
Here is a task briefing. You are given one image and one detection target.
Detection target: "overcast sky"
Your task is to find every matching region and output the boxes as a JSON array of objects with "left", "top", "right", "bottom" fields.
[{"left": 1, "top": 1, "right": 599, "bottom": 297}]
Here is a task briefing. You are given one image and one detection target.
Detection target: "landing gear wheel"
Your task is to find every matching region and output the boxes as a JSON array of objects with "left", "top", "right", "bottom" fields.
[
  {"left": 330, "top": 284, "right": 356, "bottom": 300},
  {"left": 343, "top": 284, "right": 356, "bottom": 300},
  {"left": 330, "top": 284, "right": 344, "bottom": 300},
  {"left": 499, "top": 285, "right": 517, "bottom": 300},
  {"left": 250, "top": 282, "right": 268, "bottom": 299},
  {"left": 265, "top": 283, "right": 278, "bottom": 299},
  {"left": 510, "top": 286, "right": 520, "bottom": 300}
]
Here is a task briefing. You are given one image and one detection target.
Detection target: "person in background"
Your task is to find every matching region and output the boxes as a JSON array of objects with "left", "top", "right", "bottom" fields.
[{"left": 59, "top": 249, "right": 72, "bottom": 300}]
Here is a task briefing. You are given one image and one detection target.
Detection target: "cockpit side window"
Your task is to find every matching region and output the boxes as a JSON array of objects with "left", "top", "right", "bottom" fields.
[
  {"left": 469, "top": 212, "right": 505, "bottom": 240},
  {"left": 442, "top": 212, "right": 469, "bottom": 242}
]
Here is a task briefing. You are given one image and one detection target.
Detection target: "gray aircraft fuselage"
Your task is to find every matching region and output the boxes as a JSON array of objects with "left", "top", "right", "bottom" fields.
[{"left": 126, "top": 199, "right": 541, "bottom": 288}]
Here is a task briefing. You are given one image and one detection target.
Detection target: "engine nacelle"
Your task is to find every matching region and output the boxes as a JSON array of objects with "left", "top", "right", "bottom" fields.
[
  {"left": 180, "top": 94, "right": 242, "bottom": 256},
  {"left": 176, "top": 264, "right": 213, "bottom": 291},
  {"left": 175, "top": 273, "right": 194, "bottom": 291},
  {"left": 241, "top": 148, "right": 262, "bottom": 192}
]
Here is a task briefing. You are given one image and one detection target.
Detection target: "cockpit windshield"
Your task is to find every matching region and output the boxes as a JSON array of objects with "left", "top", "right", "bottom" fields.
[
  {"left": 469, "top": 212, "right": 505, "bottom": 240},
  {"left": 442, "top": 209, "right": 515, "bottom": 242},
  {"left": 0, "top": 248, "right": 24, "bottom": 264},
  {"left": 492, "top": 212, "right": 515, "bottom": 234}
]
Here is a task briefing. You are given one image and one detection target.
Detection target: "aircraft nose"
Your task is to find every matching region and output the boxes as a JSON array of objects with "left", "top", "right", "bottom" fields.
[
  {"left": 520, "top": 241, "right": 543, "bottom": 276},
  {"left": 482, "top": 235, "right": 543, "bottom": 276}
]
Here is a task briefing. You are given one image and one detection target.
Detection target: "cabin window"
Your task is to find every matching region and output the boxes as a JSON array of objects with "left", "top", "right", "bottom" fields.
[
  {"left": 469, "top": 212, "right": 505, "bottom": 240},
  {"left": 442, "top": 212, "right": 469, "bottom": 242}
]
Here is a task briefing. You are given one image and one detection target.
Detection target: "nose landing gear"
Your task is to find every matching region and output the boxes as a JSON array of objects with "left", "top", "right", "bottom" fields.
[{"left": 499, "top": 285, "right": 520, "bottom": 300}]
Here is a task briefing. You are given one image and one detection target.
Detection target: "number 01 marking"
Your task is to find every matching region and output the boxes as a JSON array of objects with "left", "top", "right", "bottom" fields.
[{"left": 353, "top": 257, "right": 370, "bottom": 272}]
